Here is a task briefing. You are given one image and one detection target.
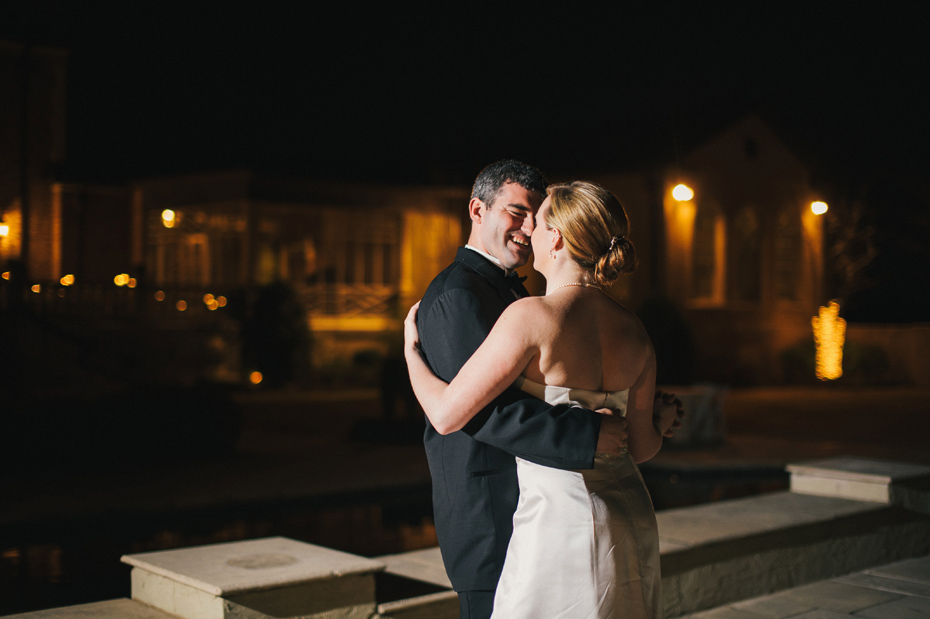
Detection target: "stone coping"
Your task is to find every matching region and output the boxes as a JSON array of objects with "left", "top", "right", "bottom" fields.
[
  {"left": 787, "top": 456, "right": 930, "bottom": 483},
  {"left": 656, "top": 491, "right": 888, "bottom": 553},
  {"left": 377, "top": 547, "right": 451, "bottom": 589},
  {"left": 120, "top": 536, "right": 384, "bottom": 597},
  {"left": 2, "top": 599, "right": 177, "bottom": 618}
]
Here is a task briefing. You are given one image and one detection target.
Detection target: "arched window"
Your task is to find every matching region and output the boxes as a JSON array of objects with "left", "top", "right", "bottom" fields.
[
  {"left": 774, "top": 205, "right": 801, "bottom": 300},
  {"left": 691, "top": 201, "right": 724, "bottom": 301},
  {"left": 733, "top": 206, "right": 761, "bottom": 302}
]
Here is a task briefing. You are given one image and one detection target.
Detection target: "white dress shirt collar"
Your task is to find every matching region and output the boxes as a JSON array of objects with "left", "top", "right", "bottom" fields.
[{"left": 465, "top": 244, "right": 509, "bottom": 274}]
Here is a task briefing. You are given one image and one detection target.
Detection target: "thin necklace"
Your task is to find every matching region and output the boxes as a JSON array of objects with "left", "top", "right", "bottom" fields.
[{"left": 549, "top": 282, "right": 596, "bottom": 294}]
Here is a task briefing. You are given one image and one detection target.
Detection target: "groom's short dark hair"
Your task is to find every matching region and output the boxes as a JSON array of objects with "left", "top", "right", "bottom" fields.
[{"left": 471, "top": 160, "right": 546, "bottom": 207}]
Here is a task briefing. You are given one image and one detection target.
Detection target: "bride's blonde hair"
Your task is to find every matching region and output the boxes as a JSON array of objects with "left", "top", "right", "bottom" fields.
[{"left": 545, "top": 181, "right": 637, "bottom": 289}]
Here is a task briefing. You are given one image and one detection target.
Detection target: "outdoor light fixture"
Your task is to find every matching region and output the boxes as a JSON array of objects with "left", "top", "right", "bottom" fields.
[
  {"left": 0, "top": 222, "right": 8, "bottom": 237},
  {"left": 812, "top": 300, "right": 845, "bottom": 380},
  {"left": 672, "top": 184, "right": 694, "bottom": 201},
  {"left": 811, "top": 201, "right": 828, "bottom": 215},
  {"left": 162, "top": 209, "right": 177, "bottom": 228}
]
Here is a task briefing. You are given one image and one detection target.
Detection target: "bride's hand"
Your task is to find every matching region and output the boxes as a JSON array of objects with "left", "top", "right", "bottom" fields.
[{"left": 404, "top": 301, "right": 422, "bottom": 358}]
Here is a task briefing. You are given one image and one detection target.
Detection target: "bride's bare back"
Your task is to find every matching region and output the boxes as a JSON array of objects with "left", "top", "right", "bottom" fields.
[{"left": 519, "top": 287, "right": 651, "bottom": 394}]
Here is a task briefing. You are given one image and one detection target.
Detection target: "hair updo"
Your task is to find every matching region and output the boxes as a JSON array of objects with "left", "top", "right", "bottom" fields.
[{"left": 545, "top": 181, "right": 637, "bottom": 289}]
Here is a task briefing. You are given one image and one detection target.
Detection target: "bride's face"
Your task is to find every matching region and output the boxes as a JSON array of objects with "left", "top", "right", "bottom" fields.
[{"left": 531, "top": 197, "right": 553, "bottom": 275}]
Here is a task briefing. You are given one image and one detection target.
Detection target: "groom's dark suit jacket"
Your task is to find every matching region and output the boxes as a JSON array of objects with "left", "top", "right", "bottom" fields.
[{"left": 417, "top": 247, "right": 601, "bottom": 592}]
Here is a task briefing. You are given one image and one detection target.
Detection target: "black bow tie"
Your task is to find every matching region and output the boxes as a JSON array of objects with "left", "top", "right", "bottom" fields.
[{"left": 505, "top": 271, "right": 528, "bottom": 293}]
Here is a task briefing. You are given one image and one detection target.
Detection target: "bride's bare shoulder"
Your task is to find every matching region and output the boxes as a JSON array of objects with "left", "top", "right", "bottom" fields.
[{"left": 498, "top": 296, "right": 558, "bottom": 329}]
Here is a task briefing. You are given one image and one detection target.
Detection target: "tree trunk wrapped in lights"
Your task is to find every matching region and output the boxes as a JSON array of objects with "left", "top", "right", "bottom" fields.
[{"left": 812, "top": 300, "right": 846, "bottom": 380}]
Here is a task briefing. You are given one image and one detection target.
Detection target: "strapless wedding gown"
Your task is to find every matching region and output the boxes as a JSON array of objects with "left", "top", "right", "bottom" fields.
[{"left": 491, "top": 377, "right": 662, "bottom": 619}]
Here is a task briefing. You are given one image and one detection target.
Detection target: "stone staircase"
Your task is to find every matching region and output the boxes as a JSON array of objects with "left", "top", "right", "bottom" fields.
[{"left": 7, "top": 457, "right": 930, "bottom": 618}]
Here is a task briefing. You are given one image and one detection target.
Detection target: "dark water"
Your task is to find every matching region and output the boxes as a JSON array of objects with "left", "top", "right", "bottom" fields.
[{"left": 0, "top": 469, "right": 787, "bottom": 614}]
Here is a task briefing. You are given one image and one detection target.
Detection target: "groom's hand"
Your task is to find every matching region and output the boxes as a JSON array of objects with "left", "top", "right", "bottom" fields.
[{"left": 594, "top": 409, "right": 628, "bottom": 455}]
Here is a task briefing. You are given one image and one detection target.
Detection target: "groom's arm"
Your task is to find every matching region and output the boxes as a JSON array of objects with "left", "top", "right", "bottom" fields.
[{"left": 419, "top": 287, "right": 601, "bottom": 470}]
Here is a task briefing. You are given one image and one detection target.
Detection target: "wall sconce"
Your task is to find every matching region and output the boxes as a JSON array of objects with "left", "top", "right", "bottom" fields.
[
  {"left": 672, "top": 184, "right": 694, "bottom": 201},
  {"left": 0, "top": 221, "right": 8, "bottom": 237},
  {"left": 811, "top": 201, "right": 828, "bottom": 215},
  {"left": 162, "top": 209, "right": 177, "bottom": 228}
]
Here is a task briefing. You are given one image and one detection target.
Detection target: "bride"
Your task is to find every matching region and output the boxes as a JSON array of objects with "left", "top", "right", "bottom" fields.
[{"left": 404, "top": 181, "right": 677, "bottom": 618}]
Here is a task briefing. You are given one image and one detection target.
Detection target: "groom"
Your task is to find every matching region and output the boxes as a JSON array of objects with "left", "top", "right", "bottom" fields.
[{"left": 416, "top": 160, "right": 629, "bottom": 618}]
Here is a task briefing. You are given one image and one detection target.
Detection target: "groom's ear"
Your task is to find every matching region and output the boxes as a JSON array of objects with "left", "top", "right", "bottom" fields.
[{"left": 468, "top": 197, "right": 486, "bottom": 224}]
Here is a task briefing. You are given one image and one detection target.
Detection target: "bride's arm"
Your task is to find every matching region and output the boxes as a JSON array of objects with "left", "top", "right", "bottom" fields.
[
  {"left": 404, "top": 300, "right": 538, "bottom": 435},
  {"left": 625, "top": 341, "right": 663, "bottom": 463}
]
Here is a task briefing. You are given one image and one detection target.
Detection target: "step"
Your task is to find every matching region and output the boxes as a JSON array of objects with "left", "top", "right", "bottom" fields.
[
  {"left": 787, "top": 456, "right": 930, "bottom": 505},
  {"left": 120, "top": 536, "right": 384, "bottom": 619},
  {"left": 374, "top": 547, "right": 457, "bottom": 619}
]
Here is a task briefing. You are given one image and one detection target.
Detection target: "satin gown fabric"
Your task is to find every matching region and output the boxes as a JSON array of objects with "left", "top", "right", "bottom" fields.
[{"left": 491, "top": 378, "right": 663, "bottom": 619}]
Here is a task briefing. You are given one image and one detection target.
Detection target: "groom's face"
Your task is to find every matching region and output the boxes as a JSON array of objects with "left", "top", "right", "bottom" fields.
[{"left": 470, "top": 182, "right": 541, "bottom": 271}]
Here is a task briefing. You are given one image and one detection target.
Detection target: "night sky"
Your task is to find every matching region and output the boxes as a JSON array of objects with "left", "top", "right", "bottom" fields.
[{"left": 3, "top": 2, "right": 929, "bottom": 318}]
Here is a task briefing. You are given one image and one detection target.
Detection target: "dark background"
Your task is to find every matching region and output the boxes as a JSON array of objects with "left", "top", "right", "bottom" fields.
[{"left": 3, "top": 1, "right": 929, "bottom": 319}]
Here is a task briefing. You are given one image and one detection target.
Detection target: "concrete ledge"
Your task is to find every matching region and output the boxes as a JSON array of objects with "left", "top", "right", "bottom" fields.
[
  {"left": 657, "top": 491, "right": 930, "bottom": 616},
  {"left": 1, "top": 599, "right": 178, "bottom": 618},
  {"left": 787, "top": 456, "right": 930, "bottom": 503},
  {"left": 377, "top": 590, "right": 459, "bottom": 619},
  {"left": 377, "top": 547, "right": 450, "bottom": 589},
  {"left": 121, "top": 537, "right": 384, "bottom": 619}
]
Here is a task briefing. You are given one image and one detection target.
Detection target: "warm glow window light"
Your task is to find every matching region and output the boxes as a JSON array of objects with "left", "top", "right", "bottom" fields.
[
  {"left": 812, "top": 300, "right": 846, "bottom": 380},
  {"left": 811, "top": 201, "right": 828, "bottom": 215},
  {"left": 672, "top": 184, "right": 694, "bottom": 201},
  {"left": 0, "top": 223, "right": 8, "bottom": 237}
]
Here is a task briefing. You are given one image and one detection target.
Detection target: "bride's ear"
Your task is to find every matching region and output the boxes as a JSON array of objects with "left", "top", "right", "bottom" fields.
[{"left": 551, "top": 228, "right": 564, "bottom": 251}]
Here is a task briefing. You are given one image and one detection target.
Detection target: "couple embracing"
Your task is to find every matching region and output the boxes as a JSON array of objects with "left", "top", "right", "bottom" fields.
[{"left": 404, "top": 160, "right": 683, "bottom": 618}]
